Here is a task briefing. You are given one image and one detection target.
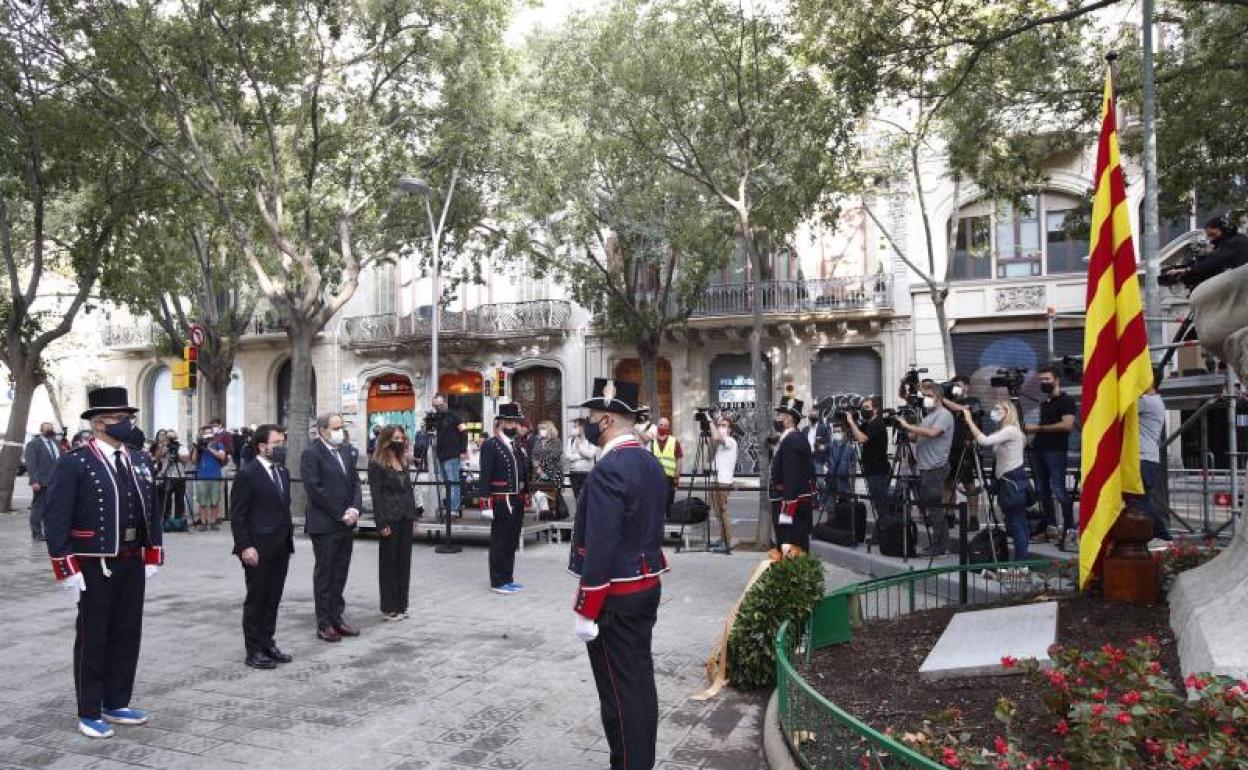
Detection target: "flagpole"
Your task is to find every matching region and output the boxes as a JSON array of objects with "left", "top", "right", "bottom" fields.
[{"left": 1139, "top": 0, "right": 1163, "bottom": 352}]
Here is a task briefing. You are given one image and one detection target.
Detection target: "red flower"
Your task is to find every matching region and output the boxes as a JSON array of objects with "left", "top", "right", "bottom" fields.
[
  {"left": 1120, "top": 691, "right": 1142, "bottom": 706},
  {"left": 1046, "top": 671, "right": 1067, "bottom": 688},
  {"left": 1185, "top": 674, "right": 1208, "bottom": 691},
  {"left": 1090, "top": 688, "right": 1108, "bottom": 702},
  {"left": 1092, "top": 704, "right": 1107, "bottom": 717},
  {"left": 1115, "top": 712, "right": 1132, "bottom": 725},
  {"left": 1148, "top": 661, "right": 1163, "bottom": 674},
  {"left": 1053, "top": 720, "right": 1070, "bottom": 737},
  {"left": 1145, "top": 738, "right": 1164, "bottom": 757},
  {"left": 941, "top": 746, "right": 962, "bottom": 768},
  {"left": 1000, "top": 656, "right": 1018, "bottom": 668},
  {"left": 993, "top": 736, "right": 1009, "bottom": 755}
]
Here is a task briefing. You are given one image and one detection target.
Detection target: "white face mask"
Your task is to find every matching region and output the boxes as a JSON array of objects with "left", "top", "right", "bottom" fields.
[
  {"left": 991, "top": 409, "right": 1005, "bottom": 423},
  {"left": 922, "top": 396, "right": 936, "bottom": 410},
  {"left": 832, "top": 431, "right": 844, "bottom": 442},
  {"left": 538, "top": 429, "right": 549, "bottom": 439},
  {"left": 328, "top": 429, "right": 345, "bottom": 446}
]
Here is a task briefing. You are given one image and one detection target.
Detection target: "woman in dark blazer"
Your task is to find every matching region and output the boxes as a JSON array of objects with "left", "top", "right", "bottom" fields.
[{"left": 367, "top": 425, "right": 418, "bottom": 620}]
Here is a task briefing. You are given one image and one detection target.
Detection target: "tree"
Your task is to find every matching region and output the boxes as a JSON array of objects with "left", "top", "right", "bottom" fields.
[
  {"left": 498, "top": 31, "right": 732, "bottom": 415},
  {"left": 51, "top": 0, "right": 509, "bottom": 484},
  {"left": 796, "top": 0, "right": 1104, "bottom": 377},
  {"left": 543, "top": 0, "right": 862, "bottom": 546},
  {"left": 101, "top": 191, "right": 257, "bottom": 424},
  {"left": 0, "top": 1, "right": 144, "bottom": 512}
]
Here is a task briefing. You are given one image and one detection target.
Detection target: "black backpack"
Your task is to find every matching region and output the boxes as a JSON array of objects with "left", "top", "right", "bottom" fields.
[
  {"left": 876, "top": 515, "right": 917, "bottom": 558},
  {"left": 966, "top": 527, "right": 1010, "bottom": 564},
  {"left": 668, "top": 497, "right": 709, "bottom": 524}
]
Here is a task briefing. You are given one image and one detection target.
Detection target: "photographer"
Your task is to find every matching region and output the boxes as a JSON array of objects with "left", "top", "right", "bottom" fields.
[
  {"left": 193, "top": 424, "right": 228, "bottom": 531},
  {"left": 1170, "top": 215, "right": 1248, "bottom": 289},
  {"left": 848, "top": 397, "right": 890, "bottom": 518},
  {"left": 1025, "top": 365, "right": 1076, "bottom": 547},
  {"left": 431, "top": 395, "right": 469, "bottom": 517},
  {"left": 709, "top": 416, "right": 738, "bottom": 554},
  {"left": 825, "top": 421, "right": 855, "bottom": 498},
  {"left": 897, "top": 382, "right": 955, "bottom": 556},
  {"left": 805, "top": 409, "right": 830, "bottom": 479},
  {"left": 942, "top": 375, "right": 983, "bottom": 522},
  {"left": 963, "top": 401, "right": 1030, "bottom": 560}
]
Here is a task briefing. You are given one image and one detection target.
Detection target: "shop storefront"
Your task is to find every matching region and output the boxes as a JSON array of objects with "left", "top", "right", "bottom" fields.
[
  {"left": 366, "top": 375, "right": 417, "bottom": 443},
  {"left": 439, "top": 370, "right": 484, "bottom": 439}
]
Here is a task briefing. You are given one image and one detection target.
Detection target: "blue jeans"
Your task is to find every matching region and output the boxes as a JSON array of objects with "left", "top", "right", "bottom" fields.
[
  {"left": 1032, "top": 450, "right": 1073, "bottom": 530},
  {"left": 865, "top": 475, "right": 891, "bottom": 519},
  {"left": 440, "top": 457, "right": 462, "bottom": 513},
  {"left": 1136, "top": 460, "right": 1172, "bottom": 540},
  {"left": 997, "top": 468, "right": 1031, "bottom": 561}
]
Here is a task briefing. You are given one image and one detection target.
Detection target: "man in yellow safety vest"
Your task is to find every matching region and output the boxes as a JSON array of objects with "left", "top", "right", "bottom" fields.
[{"left": 648, "top": 417, "right": 683, "bottom": 519}]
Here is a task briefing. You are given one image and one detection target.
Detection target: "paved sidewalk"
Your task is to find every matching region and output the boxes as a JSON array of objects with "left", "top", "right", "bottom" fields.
[{"left": 0, "top": 512, "right": 860, "bottom": 769}]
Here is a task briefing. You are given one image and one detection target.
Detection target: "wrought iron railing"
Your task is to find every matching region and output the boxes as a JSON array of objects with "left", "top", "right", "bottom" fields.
[
  {"left": 101, "top": 323, "right": 165, "bottom": 350},
  {"left": 692, "top": 275, "right": 893, "bottom": 318},
  {"left": 344, "top": 299, "right": 575, "bottom": 347},
  {"left": 775, "top": 560, "right": 1077, "bottom": 769}
]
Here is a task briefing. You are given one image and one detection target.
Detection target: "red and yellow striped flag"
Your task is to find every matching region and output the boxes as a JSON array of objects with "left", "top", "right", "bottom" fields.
[{"left": 1079, "top": 68, "right": 1153, "bottom": 588}]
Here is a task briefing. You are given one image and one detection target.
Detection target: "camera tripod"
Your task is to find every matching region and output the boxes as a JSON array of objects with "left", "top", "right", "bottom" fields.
[
  {"left": 426, "top": 427, "right": 460, "bottom": 554},
  {"left": 677, "top": 428, "right": 717, "bottom": 553},
  {"left": 949, "top": 419, "right": 1006, "bottom": 567},
  {"left": 872, "top": 431, "right": 928, "bottom": 562}
]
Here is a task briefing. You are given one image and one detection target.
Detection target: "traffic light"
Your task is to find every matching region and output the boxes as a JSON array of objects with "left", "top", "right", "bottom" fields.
[
  {"left": 495, "top": 369, "right": 507, "bottom": 399},
  {"left": 173, "top": 345, "right": 199, "bottom": 390}
]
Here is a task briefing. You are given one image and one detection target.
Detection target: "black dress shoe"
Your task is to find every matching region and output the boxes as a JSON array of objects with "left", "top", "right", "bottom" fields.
[
  {"left": 263, "top": 647, "right": 293, "bottom": 664},
  {"left": 245, "top": 653, "right": 277, "bottom": 670}
]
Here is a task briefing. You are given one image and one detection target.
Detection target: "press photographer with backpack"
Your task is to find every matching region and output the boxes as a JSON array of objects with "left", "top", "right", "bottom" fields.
[{"left": 962, "top": 401, "right": 1031, "bottom": 560}]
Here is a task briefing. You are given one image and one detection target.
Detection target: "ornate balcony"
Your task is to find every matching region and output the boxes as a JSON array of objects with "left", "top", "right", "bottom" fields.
[
  {"left": 344, "top": 299, "right": 576, "bottom": 352},
  {"left": 101, "top": 322, "right": 165, "bottom": 351},
  {"left": 689, "top": 275, "right": 894, "bottom": 319}
]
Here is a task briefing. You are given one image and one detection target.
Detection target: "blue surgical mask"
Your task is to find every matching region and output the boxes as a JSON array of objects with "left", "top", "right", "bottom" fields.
[
  {"left": 104, "top": 418, "right": 136, "bottom": 443},
  {"left": 583, "top": 417, "right": 607, "bottom": 447}
]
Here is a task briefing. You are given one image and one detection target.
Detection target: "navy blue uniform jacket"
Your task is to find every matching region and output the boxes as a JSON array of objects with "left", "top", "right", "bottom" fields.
[
  {"left": 301, "top": 440, "right": 363, "bottom": 535},
  {"left": 478, "top": 434, "right": 529, "bottom": 503},
  {"left": 568, "top": 438, "right": 669, "bottom": 620},
  {"left": 770, "top": 430, "right": 816, "bottom": 510},
  {"left": 44, "top": 438, "right": 163, "bottom": 579},
  {"left": 230, "top": 459, "right": 294, "bottom": 555}
]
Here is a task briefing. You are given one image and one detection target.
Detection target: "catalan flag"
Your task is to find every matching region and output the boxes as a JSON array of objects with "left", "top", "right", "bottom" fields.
[{"left": 1078, "top": 68, "right": 1153, "bottom": 588}]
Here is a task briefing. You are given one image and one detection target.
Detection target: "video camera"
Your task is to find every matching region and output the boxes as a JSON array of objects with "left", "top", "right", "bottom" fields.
[
  {"left": 693, "top": 407, "right": 713, "bottom": 435},
  {"left": 990, "top": 367, "right": 1028, "bottom": 396},
  {"left": 1158, "top": 241, "right": 1215, "bottom": 291},
  {"left": 829, "top": 394, "right": 864, "bottom": 427},
  {"left": 1054, "top": 355, "right": 1083, "bottom": 385},
  {"left": 880, "top": 405, "right": 920, "bottom": 430},
  {"left": 423, "top": 410, "right": 439, "bottom": 433}
]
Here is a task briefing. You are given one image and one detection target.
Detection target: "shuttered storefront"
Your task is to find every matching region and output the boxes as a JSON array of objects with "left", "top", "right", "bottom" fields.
[{"left": 811, "top": 347, "right": 883, "bottom": 403}]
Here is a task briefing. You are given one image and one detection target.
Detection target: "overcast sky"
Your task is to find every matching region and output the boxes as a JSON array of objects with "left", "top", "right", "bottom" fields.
[{"left": 505, "top": 0, "right": 594, "bottom": 46}]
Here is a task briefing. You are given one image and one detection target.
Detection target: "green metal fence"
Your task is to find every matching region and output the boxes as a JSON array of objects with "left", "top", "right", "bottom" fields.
[{"left": 775, "top": 560, "right": 1078, "bottom": 769}]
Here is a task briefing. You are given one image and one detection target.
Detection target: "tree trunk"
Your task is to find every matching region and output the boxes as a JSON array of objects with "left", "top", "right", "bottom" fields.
[
  {"left": 931, "top": 288, "right": 957, "bottom": 379},
  {"left": 200, "top": 357, "right": 231, "bottom": 427},
  {"left": 743, "top": 226, "right": 774, "bottom": 548},
  {"left": 285, "top": 323, "right": 317, "bottom": 512},
  {"left": 0, "top": 363, "right": 39, "bottom": 513},
  {"left": 638, "top": 333, "right": 661, "bottom": 423}
]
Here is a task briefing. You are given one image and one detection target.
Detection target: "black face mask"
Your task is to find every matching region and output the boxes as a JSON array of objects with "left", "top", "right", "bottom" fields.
[
  {"left": 104, "top": 418, "right": 136, "bottom": 443},
  {"left": 391, "top": 441, "right": 406, "bottom": 452},
  {"left": 1040, "top": 382, "right": 1056, "bottom": 395},
  {"left": 42, "top": 429, "right": 55, "bottom": 439},
  {"left": 583, "top": 417, "right": 607, "bottom": 446},
  {"left": 270, "top": 446, "right": 287, "bottom": 466},
  {"left": 772, "top": 419, "right": 785, "bottom": 433},
  {"left": 502, "top": 427, "right": 519, "bottom": 438}
]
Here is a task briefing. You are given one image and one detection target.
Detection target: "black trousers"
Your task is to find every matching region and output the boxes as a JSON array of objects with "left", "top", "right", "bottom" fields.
[
  {"left": 75, "top": 553, "right": 145, "bottom": 720},
  {"left": 377, "top": 517, "right": 413, "bottom": 614},
  {"left": 771, "top": 499, "right": 813, "bottom": 552},
  {"left": 586, "top": 586, "right": 661, "bottom": 770},
  {"left": 311, "top": 530, "right": 353, "bottom": 629},
  {"left": 569, "top": 472, "right": 589, "bottom": 505},
  {"left": 488, "top": 496, "right": 524, "bottom": 588},
  {"left": 241, "top": 533, "right": 291, "bottom": 655},
  {"left": 30, "top": 487, "right": 47, "bottom": 537}
]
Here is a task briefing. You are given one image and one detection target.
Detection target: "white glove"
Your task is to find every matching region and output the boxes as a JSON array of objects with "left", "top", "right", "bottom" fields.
[
  {"left": 574, "top": 614, "right": 599, "bottom": 643},
  {"left": 61, "top": 573, "right": 86, "bottom": 595},
  {"left": 778, "top": 513, "right": 794, "bottom": 525},
  {"left": 145, "top": 565, "right": 159, "bottom": 579},
  {"left": 481, "top": 508, "right": 494, "bottom": 520}
]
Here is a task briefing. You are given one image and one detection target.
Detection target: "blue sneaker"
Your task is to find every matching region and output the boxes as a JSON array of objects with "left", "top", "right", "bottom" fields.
[
  {"left": 491, "top": 585, "right": 517, "bottom": 595},
  {"left": 78, "top": 718, "right": 115, "bottom": 739},
  {"left": 102, "top": 707, "right": 149, "bottom": 726},
  {"left": 505, "top": 583, "right": 526, "bottom": 593}
]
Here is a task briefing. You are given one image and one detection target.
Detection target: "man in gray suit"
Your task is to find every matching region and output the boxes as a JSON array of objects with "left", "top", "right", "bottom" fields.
[
  {"left": 24, "top": 422, "right": 60, "bottom": 541},
  {"left": 301, "top": 412, "right": 363, "bottom": 642}
]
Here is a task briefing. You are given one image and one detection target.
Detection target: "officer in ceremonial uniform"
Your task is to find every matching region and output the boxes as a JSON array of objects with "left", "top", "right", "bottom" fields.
[
  {"left": 478, "top": 402, "right": 530, "bottom": 594},
  {"left": 769, "top": 395, "right": 816, "bottom": 554},
  {"left": 44, "top": 387, "right": 164, "bottom": 739},
  {"left": 569, "top": 378, "right": 669, "bottom": 770}
]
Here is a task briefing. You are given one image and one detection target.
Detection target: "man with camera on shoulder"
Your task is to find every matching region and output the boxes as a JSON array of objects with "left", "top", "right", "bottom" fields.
[
  {"left": 1166, "top": 215, "right": 1248, "bottom": 290},
  {"left": 896, "top": 381, "right": 955, "bottom": 556},
  {"left": 848, "top": 397, "right": 890, "bottom": 520}
]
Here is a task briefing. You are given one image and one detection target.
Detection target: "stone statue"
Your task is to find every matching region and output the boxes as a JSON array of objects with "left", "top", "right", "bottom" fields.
[{"left": 1169, "top": 262, "right": 1248, "bottom": 677}]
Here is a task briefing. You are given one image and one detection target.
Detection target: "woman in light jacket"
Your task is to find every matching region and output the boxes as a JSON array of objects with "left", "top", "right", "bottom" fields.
[
  {"left": 962, "top": 400, "right": 1031, "bottom": 560},
  {"left": 564, "top": 418, "right": 597, "bottom": 503}
]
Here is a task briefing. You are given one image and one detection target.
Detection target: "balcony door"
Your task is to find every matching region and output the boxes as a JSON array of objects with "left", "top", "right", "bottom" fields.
[{"left": 511, "top": 367, "right": 563, "bottom": 433}]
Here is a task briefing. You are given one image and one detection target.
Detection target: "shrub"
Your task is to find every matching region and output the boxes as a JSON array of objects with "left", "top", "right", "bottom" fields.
[{"left": 728, "top": 554, "right": 824, "bottom": 691}]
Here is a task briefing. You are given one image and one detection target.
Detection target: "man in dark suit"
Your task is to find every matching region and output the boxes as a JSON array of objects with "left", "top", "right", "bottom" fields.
[
  {"left": 44, "top": 387, "right": 163, "bottom": 739},
  {"left": 230, "top": 425, "right": 294, "bottom": 669},
  {"left": 478, "top": 402, "right": 530, "bottom": 594},
  {"left": 25, "top": 421, "right": 61, "bottom": 540},
  {"left": 570, "top": 378, "right": 670, "bottom": 770},
  {"left": 770, "top": 395, "right": 816, "bottom": 554},
  {"left": 301, "top": 412, "right": 363, "bottom": 642}
]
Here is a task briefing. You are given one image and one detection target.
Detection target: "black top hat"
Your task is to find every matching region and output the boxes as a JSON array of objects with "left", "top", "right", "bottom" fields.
[
  {"left": 775, "top": 396, "right": 804, "bottom": 423},
  {"left": 496, "top": 402, "right": 525, "bottom": 422},
  {"left": 81, "top": 387, "right": 139, "bottom": 420},
  {"left": 579, "top": 378, "right": 642, "bottom": 415}
]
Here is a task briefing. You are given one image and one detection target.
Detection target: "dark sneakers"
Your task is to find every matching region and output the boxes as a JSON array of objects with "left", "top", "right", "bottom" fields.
[{"left": 245, "top": 653, "right": 277, "bottom": 669}]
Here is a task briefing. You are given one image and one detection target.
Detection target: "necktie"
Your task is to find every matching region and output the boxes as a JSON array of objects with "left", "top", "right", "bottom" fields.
[
  {"left": 270, "top": 463, "right": 283, "bottom": 493},
  {"left": 47, "top": 439, "right": 57, "bottom": 460},
  {"left": 331, "top": 445, "right": 346, "bottom": 475},
  {"left": 114, "top": 450, "right": 127, "bottom": 477}
]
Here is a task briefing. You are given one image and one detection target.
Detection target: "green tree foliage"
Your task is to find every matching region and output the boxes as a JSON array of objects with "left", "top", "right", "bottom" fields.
[{"left": 0, "top": 0, "right": 147, "bottom": 511}]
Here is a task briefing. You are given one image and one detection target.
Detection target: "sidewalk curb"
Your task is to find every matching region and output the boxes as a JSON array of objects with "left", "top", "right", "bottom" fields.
[{"left": 763, "top": 688, "right": 801, "bottom": 770}]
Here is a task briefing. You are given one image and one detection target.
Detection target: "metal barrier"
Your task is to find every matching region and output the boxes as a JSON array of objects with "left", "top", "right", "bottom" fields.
[{"left": 774, "top": 560, "right": 1077, "bottom": 769}]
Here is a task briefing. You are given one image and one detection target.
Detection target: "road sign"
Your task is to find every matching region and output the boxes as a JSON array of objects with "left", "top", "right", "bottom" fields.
[{"left": 189, "top": 324, "right": 205, "bottom": 347}]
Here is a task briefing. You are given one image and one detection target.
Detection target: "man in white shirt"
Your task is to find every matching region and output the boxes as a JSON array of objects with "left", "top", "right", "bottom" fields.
[
  {"left": 1135, "top": 371, "right": 1171, "bottom": 542},
  {"left": 709, "top": 417, "right": 739, "bottom": 554}
]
